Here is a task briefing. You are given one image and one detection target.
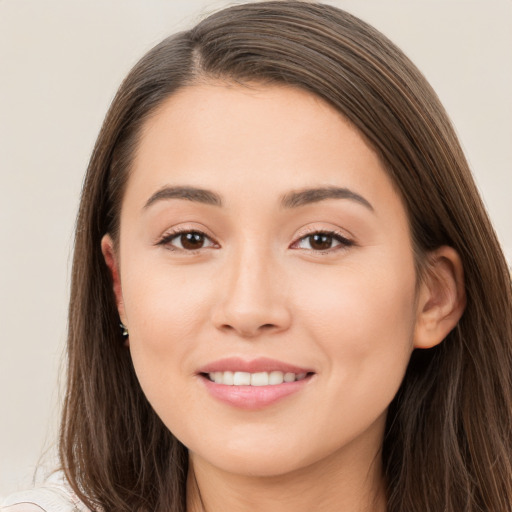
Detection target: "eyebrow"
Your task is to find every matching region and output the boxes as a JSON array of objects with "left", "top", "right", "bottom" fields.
[
  {"left": 143, "top": 185, "right": 373, "bottom": 211},
  {"left": 280, "top": 186, "right": 374, "bottom": 211},
  {"left": 144, "top": 186, "right": 223, "bottom": 209}
]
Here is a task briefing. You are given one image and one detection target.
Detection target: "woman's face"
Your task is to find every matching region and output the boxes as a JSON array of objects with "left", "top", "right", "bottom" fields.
[{"left": 106, "top": 83, "right": 422, "bottom": 477}]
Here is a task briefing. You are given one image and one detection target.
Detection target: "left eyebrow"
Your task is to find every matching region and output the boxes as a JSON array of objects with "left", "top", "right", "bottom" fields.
[{"left": 280, "top": 186, "right": 374, "bottom": 211}]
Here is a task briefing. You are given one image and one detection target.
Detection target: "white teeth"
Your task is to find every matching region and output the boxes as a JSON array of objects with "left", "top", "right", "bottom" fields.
[
  {"left": 251, "top": 372, "right": 268, "bottom": 386},
  {"left": 268, "top": 371, "right": 284, "bottom": 385},
  {"left": 207, "top": 370, "right": 308, "bottom": 386},
  {"left": 222, "top": 371, "right": 234, "bottom": 385},
  {"left": 233, "top": 371, "right": 251, "bottom": 386}
]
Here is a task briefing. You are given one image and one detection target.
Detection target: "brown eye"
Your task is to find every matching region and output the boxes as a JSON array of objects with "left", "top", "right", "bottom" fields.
[
  {"left": 308, "top": 234, "right": 334, "bottom": 251},
  {"left": 159, "top": 230, "right": 216, "bottom": 251},
  {"left": 180, "top": 232, "right": 206, "bottom": 250},
  {"left": 293, "top": 231, "right": 353, "bottom": 252}
]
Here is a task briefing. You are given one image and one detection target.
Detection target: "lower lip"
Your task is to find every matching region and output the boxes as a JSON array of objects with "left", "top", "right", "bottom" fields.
[{"left": 200, "top": 375, "right": 312, "bottom": 410}]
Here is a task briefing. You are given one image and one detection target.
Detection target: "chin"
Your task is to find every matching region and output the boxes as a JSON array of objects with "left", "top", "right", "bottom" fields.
[
  {"left": 185, "top": 425, "right": 341, "bottom": 479},
  {"left": 194, "top": 446, "right": 314, "bottom": 478},
  {"left": 182, "top": 407, "right": 389, "bottom": 480}
]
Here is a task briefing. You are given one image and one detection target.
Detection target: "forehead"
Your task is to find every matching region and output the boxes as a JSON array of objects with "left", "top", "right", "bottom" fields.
[
  {"left": 125, "top": 82, "right": 406, "bottom": 222},
  {"left": 137, "top": 81, "right": 352, "bottom": 158}
]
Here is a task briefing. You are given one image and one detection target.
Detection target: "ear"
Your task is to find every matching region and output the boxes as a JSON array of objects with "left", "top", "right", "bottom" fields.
[
  {"left": 414, "top": 246, "right": 466, "bottom": 349},
  {"left": 101, "top": 234, "right": 127, "bottom": 326}
]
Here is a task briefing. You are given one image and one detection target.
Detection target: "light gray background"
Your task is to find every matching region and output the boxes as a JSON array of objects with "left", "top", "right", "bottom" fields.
[{"left": 1, "top": 0, "right": 511, "bottom": 496}]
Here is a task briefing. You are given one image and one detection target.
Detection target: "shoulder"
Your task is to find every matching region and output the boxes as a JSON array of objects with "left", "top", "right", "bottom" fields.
[{"left": 0, "top": 472, "right": 91, "bottom": 512}]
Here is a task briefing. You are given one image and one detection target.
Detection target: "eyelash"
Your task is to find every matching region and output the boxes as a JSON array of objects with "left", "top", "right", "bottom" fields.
[
  {"left": 290, "top": 229, "right": 354, "bottom": 254},
  {"left": 156, "top": 228, "right": 354, "bottom": 254},
  {"left": 157, "top": 229, "right": 218, "bottom": 253}
]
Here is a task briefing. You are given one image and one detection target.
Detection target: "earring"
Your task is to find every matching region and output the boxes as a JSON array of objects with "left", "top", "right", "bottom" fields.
[{"left": 120, "top": 322, "right": 129, "bottom": 338}]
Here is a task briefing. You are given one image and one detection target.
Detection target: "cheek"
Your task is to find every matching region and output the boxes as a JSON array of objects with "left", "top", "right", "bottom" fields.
[
  {"left": 294, "top": 255, "right": 417, "bottom": 387},
  {"left": 286, "top": 258, "right": 417, "bottom": 446},
  {"left": 297, "top": 255, "right": 416, "bottom": 328},
  {"left": 120, "top": 260, "right": 214, "bottom": 408},
  {"left": 122, "top": 256, "right": 211, "bottom": 340}
]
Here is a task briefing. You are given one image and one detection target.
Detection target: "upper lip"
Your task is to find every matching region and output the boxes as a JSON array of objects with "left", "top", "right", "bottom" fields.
[{"left": 197, "top": 357, "right": 313, "bottom": 375}]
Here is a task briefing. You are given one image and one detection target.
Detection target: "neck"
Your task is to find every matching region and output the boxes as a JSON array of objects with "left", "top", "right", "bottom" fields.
[{"left": 186, "top": 439, "right": 387, "bottom": 512}]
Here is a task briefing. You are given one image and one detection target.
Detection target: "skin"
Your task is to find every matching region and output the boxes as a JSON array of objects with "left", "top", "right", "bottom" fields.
[{"left": 102, "top": 82, "right": 465, "bottom": 512}]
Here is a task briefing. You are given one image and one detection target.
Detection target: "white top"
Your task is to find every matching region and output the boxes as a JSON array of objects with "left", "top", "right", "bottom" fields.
[{"left": 0, "top": 473, "right": 90, "bottom": 512}]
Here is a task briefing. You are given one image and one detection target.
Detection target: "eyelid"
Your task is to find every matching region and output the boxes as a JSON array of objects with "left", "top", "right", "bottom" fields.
[
  {"left": 289, "top": 226, "right": 355, "bottom": 253},
  {"left": 156, "top": 225, "right": 220, "bottom": 252}
]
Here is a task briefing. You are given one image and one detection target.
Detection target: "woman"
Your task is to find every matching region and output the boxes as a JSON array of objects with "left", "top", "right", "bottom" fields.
[{"left": 2, "top": 1, "right": 511, "bottom": 511}]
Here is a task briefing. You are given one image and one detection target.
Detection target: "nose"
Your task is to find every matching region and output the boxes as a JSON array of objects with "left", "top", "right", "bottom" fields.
[{"left": 212, "top": 247, "right": 292, "bottom": 338}]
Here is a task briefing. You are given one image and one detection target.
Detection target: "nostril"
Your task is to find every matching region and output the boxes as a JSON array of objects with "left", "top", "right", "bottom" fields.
[{"left": 219, "top": 322, "right": 278, "bottom": 337}]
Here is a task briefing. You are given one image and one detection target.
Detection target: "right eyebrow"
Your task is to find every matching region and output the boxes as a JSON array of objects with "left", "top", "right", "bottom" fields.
[{"left": 143, "top": 186, "right": 223, "bottom": 209}]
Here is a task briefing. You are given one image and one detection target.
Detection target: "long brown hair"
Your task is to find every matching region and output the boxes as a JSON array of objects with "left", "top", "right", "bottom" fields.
[{"left": 60, "top": 2, "right": 512, "bottom": 510}]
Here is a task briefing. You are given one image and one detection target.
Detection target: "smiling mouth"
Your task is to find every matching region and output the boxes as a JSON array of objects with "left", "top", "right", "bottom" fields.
[{"left": 202, "top": 371, "right": 313, "bottom": 386}]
